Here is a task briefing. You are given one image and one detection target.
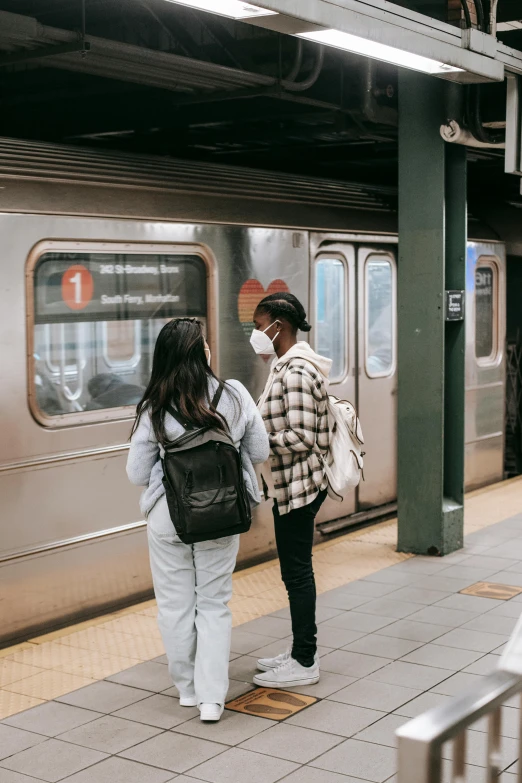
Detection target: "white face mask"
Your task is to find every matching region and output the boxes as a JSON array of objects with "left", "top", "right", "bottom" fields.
[
  {"left": 204, "top": 348, "right": 211, "bottom": 366},
  {"left": 250, "top": 321, "right": 280, "bottom": 355}
]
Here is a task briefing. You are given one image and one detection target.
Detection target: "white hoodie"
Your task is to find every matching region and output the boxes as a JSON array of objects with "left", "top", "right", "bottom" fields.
[
  {"left": 272, "top": 341, "right": 332, "bottom": 380},
  {"left": 258, "top": 342, "right": 332, "bottom": 410}
]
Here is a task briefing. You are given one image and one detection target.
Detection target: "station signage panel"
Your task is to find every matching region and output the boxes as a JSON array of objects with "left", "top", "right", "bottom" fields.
[{"left": 34, "top": 252, "right": 207, "bottom": 323}]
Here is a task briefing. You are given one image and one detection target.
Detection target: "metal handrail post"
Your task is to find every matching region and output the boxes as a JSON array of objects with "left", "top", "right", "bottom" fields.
[{"left": 397, "top": 670, "right": 522, "bottom": 783}]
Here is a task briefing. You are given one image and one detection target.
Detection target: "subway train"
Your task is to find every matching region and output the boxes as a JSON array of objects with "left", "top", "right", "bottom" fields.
[{"left": 0, "top": 136, "right": 516, "bottom": 645}]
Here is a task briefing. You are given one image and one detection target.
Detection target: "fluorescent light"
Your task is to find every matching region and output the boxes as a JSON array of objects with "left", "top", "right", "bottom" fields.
[
  {"left": 497, "top": 21, "right": 522, "bottom": 32},
  {"left": 163, "top": 0, "right": 277, "bottom": 20},
  {"left": 297, "top": 29, "right": 463, "bottom": 76}
]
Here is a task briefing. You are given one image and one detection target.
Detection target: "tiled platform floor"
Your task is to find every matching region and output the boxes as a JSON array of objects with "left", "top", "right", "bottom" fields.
[
  {"left": 0, "top": 478, "right": 522, "bottom": 781},
  {"left": 2, "top": 477, "right": 521, "bottom": 721}
]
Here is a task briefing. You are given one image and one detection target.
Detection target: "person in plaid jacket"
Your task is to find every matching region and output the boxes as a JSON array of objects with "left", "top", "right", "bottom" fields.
[{"left": 250, "top": 292, "right": 332, "bottom": 689}]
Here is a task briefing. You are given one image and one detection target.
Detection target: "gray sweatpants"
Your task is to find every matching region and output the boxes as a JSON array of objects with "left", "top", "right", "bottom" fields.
[{"left": 147, "top": 494, "right": 240, "bottom": 706}]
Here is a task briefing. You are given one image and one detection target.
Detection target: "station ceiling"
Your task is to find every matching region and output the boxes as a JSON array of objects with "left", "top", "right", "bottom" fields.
[{"left": 0, "top": 0, "right": 520, "bottom": 200}]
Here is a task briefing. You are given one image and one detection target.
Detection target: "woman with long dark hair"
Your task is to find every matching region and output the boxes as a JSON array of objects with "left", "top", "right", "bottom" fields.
[
  {"left": 127, "top": 318, "right": 268, "bottom": 721},
  {"left": 249, "top": 292, "right": 331, "bottom": 690}
]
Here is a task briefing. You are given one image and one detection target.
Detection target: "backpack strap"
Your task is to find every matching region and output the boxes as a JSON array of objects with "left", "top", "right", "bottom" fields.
[
  {"left": 210, "top": 381, "right": 224, "bottom": 412},
  {"left": 165, "top": 383, "right": 224, "bottom": 430},
  {"left": 165, "top": 403, "right": 191, "bottom": 430}
]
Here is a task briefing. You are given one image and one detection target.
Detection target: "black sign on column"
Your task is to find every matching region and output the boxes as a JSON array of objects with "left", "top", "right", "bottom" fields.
[{"left": 445, "top": 290, "right": 465, "bottom": 322}]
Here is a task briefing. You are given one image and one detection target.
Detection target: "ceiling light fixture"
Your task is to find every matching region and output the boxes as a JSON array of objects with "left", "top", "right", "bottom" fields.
[
  {"left": 497, "top": 21, "right": 522, "bottom": 32},
  {"left": 297, "top": 29, "right": 464, "bottom": 76},
  {"left": 162, "top": 0, "right": 277, "bottom": 20}
]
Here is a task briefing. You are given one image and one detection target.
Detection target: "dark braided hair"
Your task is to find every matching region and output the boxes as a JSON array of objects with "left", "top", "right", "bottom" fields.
[{"left": 256, "top": 292, "right": 312, "bottom": 333}]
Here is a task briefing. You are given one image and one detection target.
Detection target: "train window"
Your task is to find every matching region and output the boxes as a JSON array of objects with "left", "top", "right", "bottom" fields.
[
  {"left": 30, "top": 249, "right": 208, "bottom": 422},
  {"left": 475, "top": 262, "right": 498, "bottom": 364},
  {"left": 315, "top": 257, "right": 347, "bottom": 382},
  {"left": 102, "top": 321, "right": 142, "bottom": 370},
  {"left": 365, "top": 256, "right": 395, "bottom": 378}
]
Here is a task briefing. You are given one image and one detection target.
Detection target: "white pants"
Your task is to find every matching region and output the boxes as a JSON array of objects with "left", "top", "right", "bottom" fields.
[{"left": 147, "top": 494, "right": 240, "bottom": 706}]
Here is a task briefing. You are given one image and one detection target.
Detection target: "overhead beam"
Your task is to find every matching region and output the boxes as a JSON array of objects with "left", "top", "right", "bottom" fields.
[
  {"left": 0, "top": 41, "right": 91, "bottom": 67},
  {"left": 243, "top": 0, "right": 503, "bottom": 82}
]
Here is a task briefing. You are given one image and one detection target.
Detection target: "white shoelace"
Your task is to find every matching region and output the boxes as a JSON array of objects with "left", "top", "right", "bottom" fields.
[
  {"left": 270, "top": 649, "right": 291, "bottom": 664},
  {"left": 271, "top": 654, "right": 318, "bottom": 674},
  {"left": 272, "top": 656, "right": 297, "bottom": 673}
]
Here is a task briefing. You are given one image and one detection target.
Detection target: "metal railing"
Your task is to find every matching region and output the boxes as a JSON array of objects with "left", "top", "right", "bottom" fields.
[{"left": 397, "top": 614, "right": 522, "bottom": 782}]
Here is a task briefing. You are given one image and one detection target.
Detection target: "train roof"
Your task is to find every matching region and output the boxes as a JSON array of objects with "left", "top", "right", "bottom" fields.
[
  {"left": 0, "top": 135, "right": 516, "bottom": 243},
  {"left": 0, "top": 136, "right": 398, "bottom": 228}
]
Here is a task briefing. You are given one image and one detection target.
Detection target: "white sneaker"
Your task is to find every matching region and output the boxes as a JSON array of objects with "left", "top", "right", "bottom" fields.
[
  {"left": 257, "top": 650, "right": 319, "bottom": 672},
  {"left": 199, "top": 703, "right": 224, "bottom": 722},
  {"left": 257, "top": 649, "right": 291, "bottom": 671},
  {"left": 253, "top": 656, "right": 320, "bottom": 688},
  {"left": 179, "top": 696, "right": 197, "bottom": 707}
]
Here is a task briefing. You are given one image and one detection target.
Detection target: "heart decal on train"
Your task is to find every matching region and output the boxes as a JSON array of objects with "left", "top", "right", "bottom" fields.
[{"left": 237, "top": 278, "right": 289, "bottom": 337}]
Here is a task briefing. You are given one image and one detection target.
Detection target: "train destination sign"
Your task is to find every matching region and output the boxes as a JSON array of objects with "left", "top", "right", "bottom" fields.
[
  {"left": 34, "top": 252, "right": 207, "bottom": 323},
  {"left": 445, "top": 290, "right": 465, "bottom": 321}
]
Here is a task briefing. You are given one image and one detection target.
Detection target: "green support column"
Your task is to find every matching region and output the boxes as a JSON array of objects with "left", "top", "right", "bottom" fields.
[
  {"left": 397, "top": 72, "right": 466, "bottom": 556},
  {"left": 443, "top": 143, "right": 467, "bottom": 547}
]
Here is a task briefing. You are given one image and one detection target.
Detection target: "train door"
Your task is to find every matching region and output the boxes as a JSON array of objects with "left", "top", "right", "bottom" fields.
[
  {"left": 464, "top": 242, "right": 506, "bottom": 489},
  {"left": 357, "top": 247, "right": 397, "bottom": 509},
  {"left": 310, "top": 241, "right": 357, "bottom": 522},
  {"left": 310, "top": 235, "right": 397, "bottom": 526}
]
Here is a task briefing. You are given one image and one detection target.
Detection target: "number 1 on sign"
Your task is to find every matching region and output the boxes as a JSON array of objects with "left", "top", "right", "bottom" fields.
[
  {"left": 69, "top": 272, "right": 83, "bottom": 305},
  {"left": 61, "top": 264, "right": 94, "bottom": 311}
]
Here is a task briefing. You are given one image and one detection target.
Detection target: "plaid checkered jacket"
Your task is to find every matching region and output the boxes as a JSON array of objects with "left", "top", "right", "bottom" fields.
[{"left": 259, "top": 346, "right": 331, "bottom": 515}]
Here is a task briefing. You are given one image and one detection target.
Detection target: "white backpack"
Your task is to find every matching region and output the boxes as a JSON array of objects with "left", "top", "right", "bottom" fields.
[{"left": 321, "top": 396, "right": 364, "bottom": 501}]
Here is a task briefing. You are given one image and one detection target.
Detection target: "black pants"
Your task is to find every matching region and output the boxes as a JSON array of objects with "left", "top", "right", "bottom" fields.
[{"left": 273, "top": 489, "right": 328, "bottom": 668}]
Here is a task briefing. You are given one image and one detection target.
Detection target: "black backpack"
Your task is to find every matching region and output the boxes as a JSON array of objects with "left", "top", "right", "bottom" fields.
[{"left": 161, "top": 383, "right": 252, "bottom": 544}]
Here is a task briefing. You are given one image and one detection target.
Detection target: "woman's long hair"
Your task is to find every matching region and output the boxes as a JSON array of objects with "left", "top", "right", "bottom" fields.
[{"left": 131, "top": 318, "right": 229, "bottom": 445}]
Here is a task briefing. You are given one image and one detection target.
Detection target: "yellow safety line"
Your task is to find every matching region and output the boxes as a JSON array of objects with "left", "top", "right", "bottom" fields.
[{"left": 1, "top": 476, "right": 520, "bottom": 656}]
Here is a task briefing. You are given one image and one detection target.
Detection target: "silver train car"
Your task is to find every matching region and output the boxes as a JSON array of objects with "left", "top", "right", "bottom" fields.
[{"left": 0, "top": 137, "right": 510, "bottom": 644}]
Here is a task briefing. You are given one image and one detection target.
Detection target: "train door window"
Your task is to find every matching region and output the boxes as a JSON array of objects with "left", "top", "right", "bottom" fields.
[
  {"left": 365, "top": 256, "right": 395, "bottom": 378},
  {"left": 475, "top": 260, "right": 499, "bottom": 365},
  {"left": 101, "top": 321, "right": 142, "bottom": 370},
  {"left": 314, "top": 257, "right": 347, "bottom": 382},
  {"left": 29, "top": 246, "right": 209, "bottom": 425}
]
